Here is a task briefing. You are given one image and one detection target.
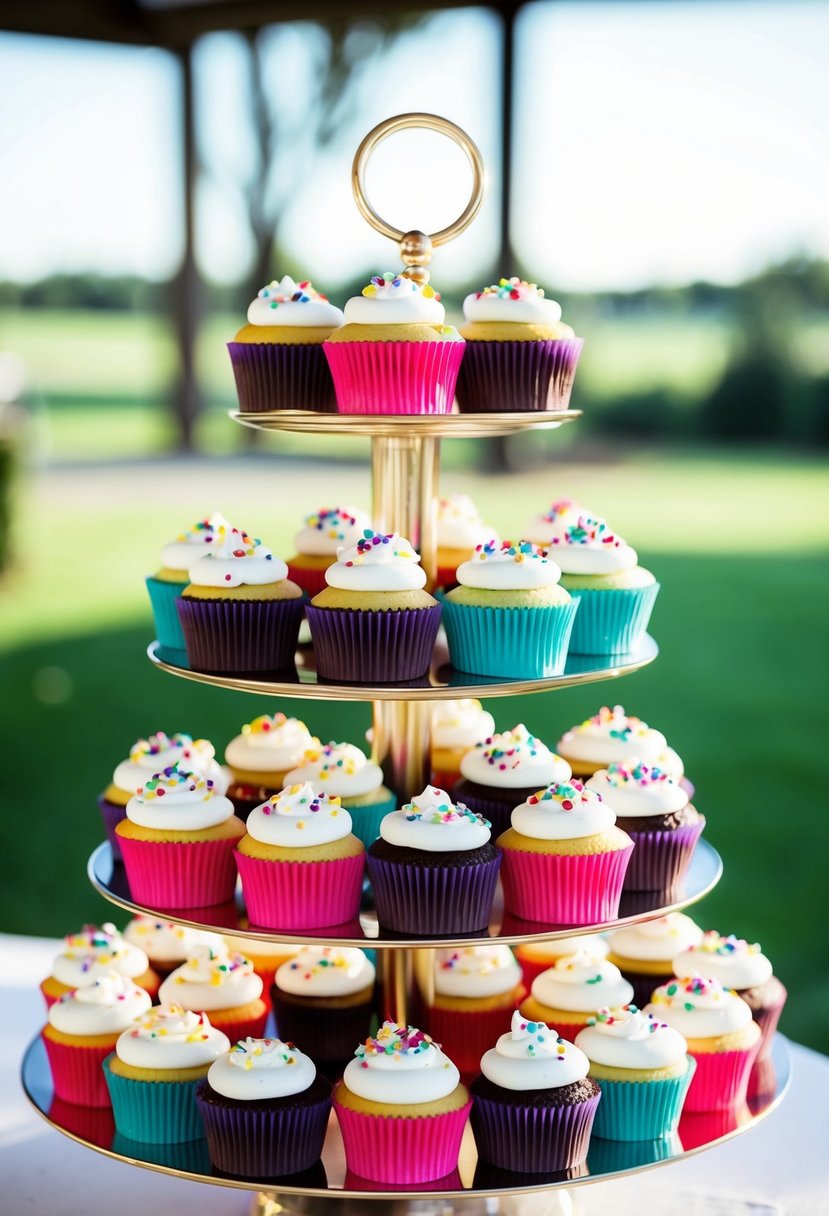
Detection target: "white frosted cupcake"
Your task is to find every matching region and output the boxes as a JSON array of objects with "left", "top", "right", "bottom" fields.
[
  {"left": 606, "top": 913, "right": 704, "bottom": 1007},
  {"left": 158, "top": 944, "right": 266, "bottom": 1042},
  {"left": 514, "top": 932, "right": 610, "bottom": 989},
  {"left": 430, "top": 698, "right": 496, "bottom": 789},
  {"left": 123, "top": 917, "right": 223, "bottom": 977},
  {"left": 145, "top": 513, "right": 231, "bottom": 661},
  {"left": 436, "top": 493, "right": 499, "bottom": 587},
  {"left": 40, "top": 923, "right": 158, "bottom": 1008},
  {"left": 523, "top": 498, "right": 585, "bottom": 546},
  {"left": 520, "top": 950, "right": 634, "bottom": 1042},
  {"left": 285, "top": 505, "right": 372, "bottom": 596},
  {"left": 282, "top": 739, "right": 394, "bottom": 848},
  {"left": 556, "top": 705, "right": 685, "bottom": 780},
  {"left": 272, "top": 946, "right": 376, "bottom": 1077},
  {"left": 224, "top": 713, "right": 319, "bottom": 821},
  {"left": 425, "top": 945, "right": 526, "bottom": 1077}
]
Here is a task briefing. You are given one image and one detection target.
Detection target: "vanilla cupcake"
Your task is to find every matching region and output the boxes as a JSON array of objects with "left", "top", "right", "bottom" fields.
[
  {"left": 520, "top": 951, "right": 634, "bottom": 1042},
  {"left": 221, "top": 934, "right": 302, "bottom": 1012},
  {"left": 424, "top": 946, "right": 526, "bottom": 1077},
  {"left": 430, "top": 698, "right": 496, "bottom": 790},
  {"left": 282, "top": 739, "right": 394, "bottom": 848},
  {"left": 515, "top": 933, "right": 610, "bottom": 990},
  {"left": 606, "top": 913, "right": 704, "bottom": 1008},
  {"left": 524, "top": 498, "right": 585, "bottom": 546},
  {"left": 556, "top": 705, "right": 684, "bottom": 780},
  {"left": 436, "top": 494, "right": 498, "bottom": 588},
  {"left": 123, "top": 917, "right": 223, "bottom": 977},
  {"left": 224, "top": 713, "right": 318, "bottom": 821},
  {"left": 40, "top": 923, "right": 158, "bottom": 1008},
  {"left": 145, "top": 513, "right": 230, "bottom": 662},
  {"left": 285, "top": 506, "right": 372, "bottom": 597},
  {"left": 227, "top": 275, "right": 343, "bottom": 412},
  {"left": 158, "top": 944, "right": 267, "bottom": 1042}
]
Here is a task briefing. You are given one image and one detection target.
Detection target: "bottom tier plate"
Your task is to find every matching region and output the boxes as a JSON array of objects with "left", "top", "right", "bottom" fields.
[{"left": 21, "top": 1033, "right": 789, "bottom": 1202}]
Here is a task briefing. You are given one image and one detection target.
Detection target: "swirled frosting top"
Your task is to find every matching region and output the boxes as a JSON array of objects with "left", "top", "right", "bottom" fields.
[
  {"left": 546, "top": 513, "right": 638, "bottom": 575},
  {"left": 672, "top": 932, "right": 773, "bottom": 990},
  {"left": 123, "top": 917, "right": 222, "bottom": 964},
  {"left": 342, "top": 1022, "right": 460, "bottom": 1105},
  {"left": 283, "top": 741, "right": 384, "bottom": 799},
  {"left": 510, "top": 779, "right": 616, "bottom": 840},
  {"left": 463, "top": 278, "right": 564, "bottom": 325},
  {"left": 459, "top": 723, "right": 571, "bottom": 790},
  {"left": 324, "top": 530, "right": 426, "bottom": 592},
  {"left": 275, "top": 946, "right": 375, "bottom": 997},
  {"left": 158, "top": 945, "right": 263, "bottom": 1011},
  {"left": 159, "top": 513, "right": 232, "bottom": 572},
  {"left": 379, "top": 786, "right": 491, "bottom": 853},
  {"left": 115, "top": 1004, "right": 230, "bottom": 1070},
  {"left": 525, "top": 499, "right": 585, "bottom": 545},
  {"left": 431, "top": 699, "right": 496, "bottom": 752},
  {"left": 435, "top": 945, "right": 522, "bottom": 999},
  {"left": 437, "top": 494, "right": 497, "bottom": 551},
  {"left": 646, "top": 975, "right": 755, "bottom": 1039},
  {"left": 293, "top": 506, "right": 372, "bottom": 557},
  {"left": 456, "top": 540, "right": 562, "bottom": 590},
  {"left": 245, "top": 782, "right": 353, "bottom": 848},
  {"left": 607, "top": 913, "right": 703, "bottom": 963},
  {"left": 531, "top": 951, "right": 633, "bottom": 1012},
  {"left": 49, "top": 923, "right": 150, "bottom": 988},
  {"left": 586, "top": 761, "right": 690, "bottom": 818},
  {"left": 125, "top": 767, "right": 234, "bottom": 832},
  {"left": 207, "top": 1037, "right": 317, "bottom": 1100},
  {"left": 225, "top": 714, "right": 318, "bottom": 775},
  {"left": 480, "top": 1010, "right": 589, "bottom": 1090},
  {"left": 188, "top": 525, "right": 288, "bottom": 588},
  {"left": 557, "top": 706, "right": 670, "bottom": 766},
  {"left": 112, "top": 732, "right": 226, "bottom": 797},
  {"left": 48, "top": 972, "right": 152, "bottom": 1036},
  {"left": 343, "top": 273, "right": 445, "bottom": 325},
  {"left": 247, "top": 276, "right": 343, "bottom": 328},
  {"left": 575, "top": 1004, "right": 688, "bottom": 1069}
]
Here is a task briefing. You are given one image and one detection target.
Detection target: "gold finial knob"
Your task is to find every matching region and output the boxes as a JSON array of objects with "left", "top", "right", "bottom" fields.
[{"left": 400, "top": 230, "right": 433, "bottom": 284}]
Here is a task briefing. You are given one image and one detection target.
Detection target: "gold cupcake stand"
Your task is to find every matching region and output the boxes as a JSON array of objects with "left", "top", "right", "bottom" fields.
[{"left": 22, "top": 115, "right": 789, "bottom": 1213}]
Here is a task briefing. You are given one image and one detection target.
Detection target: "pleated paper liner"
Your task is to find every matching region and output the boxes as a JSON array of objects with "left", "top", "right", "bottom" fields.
[
  {"left": 442, "top": 598, "right": 578, "bottom": 679},
  {"left": 587, "top": 1129, "right": 682, "bottom": 1172},
  {"left": 103, "top": 1054, "right": 207, "bottom": 1143},
  {"left": 566, "top": 583, "right": 660, "bottom": 657},
  {"left": 455, "top": 337, "right": 584, "bottom": 413},
  {"left": 324, "top": 339, "right": 465, "bottom": 415},
  {"left": 470, "top": 1089, "right": 600, "bottom": 1173},
  {"left": 98, "top": 794, "right": 126, "bottom": 861},
  {"left": 145, "top": 577, "right": 188, "bottom": 656},
  {"left": 333, "top": 1096, "right": 472, "bottom": 1184},
  {"left": 420, "top": 993, "right": 526, "bottom": 1079},
  {"left": 344, "top": 792, "right": 397, "bottom": 850},
  {"left": 588, "top": 1059, "right": 695, "bottom": 1141},
  {"left": 227, "top": 342, "right": 337, "bottom": 412},
  {"left": 366, "top": 851, "right": 501, "bottom": 935},
  {"left": 682, "top": 1041, "right": 761, "bottom": 1112},
  {"left": 42, "top": 1033, "right": 118, "bottom": 1108},
  {"left": 305, "top": 603, "right": 442, "bottom": 683},
  {"left": 117, "top": 833, "right": 240, "bottom": 908},
  {"left": 748, "top": 982, "right": 787, "bottom": 1061},
  {"left": 196, "top": 1080, "right": 332, "bottom": 1178},
  {"left": 177, "top": 595, "right": 305, "bottom": 674},
  {"left": 499, "top": 842, "right": 634, "bottom": 925},
  {"left": 271, "top": 988, "right": 375, "bottom": 1071},
  {"left": 235, "top": 849, "right": 365, "bottom": 930},
  {"left": 622, "top": 817, "right": 706, "bottom": 892}
]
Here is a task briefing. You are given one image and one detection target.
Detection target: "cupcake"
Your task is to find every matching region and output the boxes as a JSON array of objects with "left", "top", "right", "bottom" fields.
[
  {"left": 224, "top": 713, "right": 319, "bottom": 822},
  {"left": 116, "top": 767, "right": 245, "bottom": 909},
  {"left": 285, "top": 506, "right": 372, "bottom": 597},
  {"left": 104, "top": 1004, "right": 230, "bottom": 1143},
  {"left": 556, "top": 705, "right": 684, "bottom": 780},
  {"left": 99, "top": 730, "right": 228, "bottom": 859},
  {"left": 145, "top": 513, "right": 230, "bottom": 663},
  {"left": 271, "top": 947, "right": 376, "bottom": 1079},
  {"left": 305, "top": 530, "right": 441, "bottom": 684},
  {"left": 42, "top": 972, "right": 151, "bottom": 1107},
  {"left": 430, "top": 698, "right": 495, "bottom": 791},
  {"left": 158, "top": 944, "right": 267, "bottom": 1041},
  {"left": 40, "top": 923, "right": 158, "bottom": 1009},
  {"left": 323, "top": 272, "right": 464, "bottom": 415},
  {"left": 222, "top": 934, "right": 302, "bottom": 1013},
  {"left": 524, "top": 498, "right": 585, "bottom": 546},
  {"left": 442, "top": 540, "right": 578, "bottom": 679},
  {"left": 196, "top": 1036, "right": 333, "bottom": 1178},
  {"left": 235, "top": 783, "right": 365, "bottom": 930},
  {"left": 646, "top": 977, "right": 762, "bottom": 1111},
  {"left": 672, "top": 932, "right": 787, "bottom": 1062},
  {"left": 515, "top": 933, "right": 610, "bottom": 991},
  {"left": 366, "top": 786, "right": 500, "bottom": 936},
  {"left": 606, "top": 913, "right": 704, "bottom": 1009},
  {"left": 455, "top": 277, "right": 582, "bottom": 413},
  {"left": 544, "top": 514, "right": 658, "bottom": 656},
  {"left": 282, "top": 740, "right": 395, "bottom": 849},
  {"left": 586, "top": 762, "right": 705, "bottom": 892},
  {"left": 123, "top": 917, "right": 223, "bottom": 979},
  {"left": 227, "top": 275, "right": 343, "bottom": 412},
  {"left": 575, "top": 1004, "right": 694, "bottom": 1141},
  {"left": 435, "top": 494, "right": 498, "bottom": 589},
  {"left": 333, "top": 1021, "right": 471, "bottom": 1184},
  {"left": 497, "top": 779, "right": 634, "bottom": 925},
  {"left": 452, "top": 722, "right": 572, "bottom": 838},
  {"left": 520, "top": 951, "right": 633, "bottom": 1042},
  {"left": 177, "top": 524, "right": 304, "bottom": 674},
  {"left": 423, "top": 946, "right": 526, "bottom": 1078},
  {"left": 470, "top": 1010, "right": 599, "bottom": 1173}
]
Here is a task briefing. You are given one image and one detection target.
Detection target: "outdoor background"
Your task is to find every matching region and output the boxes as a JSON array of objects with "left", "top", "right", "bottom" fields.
[{"left": 0, "top": 1, "right": 827, "bottom": 1052}]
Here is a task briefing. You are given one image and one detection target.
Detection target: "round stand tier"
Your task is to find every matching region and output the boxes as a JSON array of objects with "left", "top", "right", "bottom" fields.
[
  {"left": 21, "top": 1031, "right": 790, "bottom": 1207},
  {"left": 87, "top": 837, "right": 722, "bottom": 948},
  {"left": 231, "top": 408, "right": 581, "bottom": 438}
]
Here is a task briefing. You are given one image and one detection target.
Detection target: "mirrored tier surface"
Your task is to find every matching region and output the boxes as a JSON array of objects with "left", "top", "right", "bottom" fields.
[
  {"left": 22, "top": 1033, "right": 788, "bottom": 1203},
  {"left": 231, "top": 408, "right": 581, "bottom": 438},
  {"left": 147, "top": 634, "right": 658, "bottom": 702},
  {"left": 88, "top": 838, "right": 722, "bottom": 949}
]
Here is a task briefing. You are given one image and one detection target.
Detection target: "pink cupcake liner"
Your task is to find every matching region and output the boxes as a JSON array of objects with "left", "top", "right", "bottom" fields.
[
  {"left": 334, "top": 1097, "right": 471, "bottom": 1184},
  {"left": 678, "top": 1102, "right": 750, "bottom": 1149},
  {"left": 748, "top": 983, "right": 787, "bottom": 1061},
  {"left": 470, "top": 1089, "right": 599, "bottom": 1173},
  {"left": 622, "top": 818, "right": 706, "bottom": 892},
  {"left": 455, "top": 338, "right": 584, "bottom": 413},
  {"left": 344, "top": 1167, "right": 462, "bottom": 1193},
  {"left": 206, "top": 1003, "right": 269, "bottom": 1042},
  {"left": 177, "top": 595, "right": 304, "bottom": 674},
  {"left": 430, "top": 767, "right": 463, "bottom": 791},
  {"left": 227, "top": 341, "right": 337, "bottom": 412},
  {"left": 235, "top": 849, "right": 365, "bottom": 930},
  {"left": 421, "top": 994, "right": 525, "bottom": 1078},
  {"left": 117, "top": 833, "right": 240, "bottom": 908},
  {"left": 285, "top": 562, "right": 332, "bottom": 598},
  {"left": 684, "top": 1043, "right": 761, "bottom": 1112},
  {"left": 43, "top": 1033, "right": 115, "bottom": 1108},
  {"left": 48, "top": 1095, "right": 116, "bottom": 1148},
  {"left": 306, "top": 603, "right": 441, "bottom": 683},
  {"left": 324, "top": 340, "right": 464, "bottom": 415},
  {"left": 499, "top": 843, "right": 634, "bottom": 925}
]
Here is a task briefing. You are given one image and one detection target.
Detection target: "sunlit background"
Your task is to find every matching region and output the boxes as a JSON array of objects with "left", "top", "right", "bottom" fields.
[{"left": 0, "top": 1, "right": 826, "bottom": 1049}]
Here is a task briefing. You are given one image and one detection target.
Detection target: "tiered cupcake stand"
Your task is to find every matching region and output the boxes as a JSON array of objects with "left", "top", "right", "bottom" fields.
[{"left": 22, "top": 116, "right": 789, "bottom": 1214}]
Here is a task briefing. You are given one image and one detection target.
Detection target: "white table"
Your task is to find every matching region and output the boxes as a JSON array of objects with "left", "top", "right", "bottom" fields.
[{"left": 3, "top": 934, "right": 827, "bottom": 1216}]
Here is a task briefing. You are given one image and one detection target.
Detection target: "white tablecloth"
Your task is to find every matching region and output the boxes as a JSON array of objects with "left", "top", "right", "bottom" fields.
[{"left": 2, "top": 934, "right": 827, "bottom": 1216}]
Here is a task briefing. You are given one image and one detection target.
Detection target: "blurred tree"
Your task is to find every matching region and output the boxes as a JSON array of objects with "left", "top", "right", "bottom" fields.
[{"left": 699, "top": 301, "right": 788, "bottom": 442}]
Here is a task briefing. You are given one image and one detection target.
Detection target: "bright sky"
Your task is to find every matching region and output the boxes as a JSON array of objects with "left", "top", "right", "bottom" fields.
[{"left": 0, "top": 1, "right": 827, "bottom": 292}]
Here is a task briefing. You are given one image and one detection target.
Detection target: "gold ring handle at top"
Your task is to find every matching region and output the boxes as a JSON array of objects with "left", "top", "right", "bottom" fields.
[{"left": 351, "top": 112, "right": 485, "bottom": 282}]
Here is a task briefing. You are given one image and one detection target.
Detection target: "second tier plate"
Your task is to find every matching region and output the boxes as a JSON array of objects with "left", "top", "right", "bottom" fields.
[{"left": 231, "top": 407, "right": 582, "bottom": 438}]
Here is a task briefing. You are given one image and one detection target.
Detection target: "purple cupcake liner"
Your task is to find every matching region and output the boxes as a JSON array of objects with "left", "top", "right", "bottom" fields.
[
  {"left": 227, "top": 342, "right": 337, "bottom": 413},
  {"left": 471, "top": 1091, "right": 600, "bottom": 1173},
  {"left": 442, "top": 598, "right": 578, "bottom": 678},
  {"left": 366, "top": 852, "right": 501, "bottom": 935},
  {"left": 98, "top": 795, "right": 126, "bottom": 861},
  {"left": 271, "top": 991, "right": 375, "bottom": 1067},
  {"left": 177, "top": 595, "right": 304, "bottom": 674},
  {"left": 195, "top": 1085, "right": 331, "bottom": 1178},
  {"left": 305, "top": 603, "right": 441, "bottom": 683},
  {"left": 455, "top": 338, "right": 584, "bottom": 413},
  {"left": 622, "top": 818, "right": 706, "bottom": 892},
  {"left": 323, "top": 340, "right": 464, "bottom": 415}
]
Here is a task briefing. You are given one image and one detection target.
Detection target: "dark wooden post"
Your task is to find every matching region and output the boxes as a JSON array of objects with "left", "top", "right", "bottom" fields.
[{"left": 172, "top": 41, "right": 200, "bottom": 452}]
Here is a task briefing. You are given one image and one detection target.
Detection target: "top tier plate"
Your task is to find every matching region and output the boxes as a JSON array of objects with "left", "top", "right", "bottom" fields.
[{"left": 231, "top": 408, "right": 581, "bottom": 438}]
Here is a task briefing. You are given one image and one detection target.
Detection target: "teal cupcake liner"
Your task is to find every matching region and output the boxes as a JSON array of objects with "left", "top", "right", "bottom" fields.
[
  {"left": 145, "top": 576, "right": 189, "bottom": 665},
  {"left": 565, "top": 583, "right": 659, "bottom": 657},
  {"left": 590, "top": 1057, "right": 695, "bottom": 1141},
  {"left": 344, "top": 791, "right": 397, "bottom": 850},
  {"left": 441, "top": 598, "right": 578, "bottom": 678},
  {"left": 103, "top": 1054, "right": 206, "bottom": 1144}
]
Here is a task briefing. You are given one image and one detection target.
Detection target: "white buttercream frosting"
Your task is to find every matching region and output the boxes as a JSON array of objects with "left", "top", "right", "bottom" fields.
[
  {"left": 112, "top": 732, "right": 227, "bottom": 797},
  {"left": 159, "top": 513, "right": 232, "bottom": 572},
  {"left": 158, "top": 946, "right": 263, "bottom": 1011},
  {"left": 519, "top": 934, "right": 610, "bottom": 963},
  {"left": 557, "top": 707, "right": 669, "bottom": 767},
  {"left": 607, "top": 914, "right": 703, "bottom": 964},
  {"left": 49, "top": 924, "right": 150, "bottom": 988},
  {"left": 463, "top": 278, "right": 564, "bottom": 326},
  {"left": 188, "top": 525, "right": 288, "bottom": 588},
  {"left": 283, "top": 741, "right": 383, "bottom": 799},
  {"left": 545, "top": 514, "right": 638, "bottom": 576},
  {"left": 342, "top": 1022, "right": 460, "bottom": 1105},
  {"left": 437, "top": 495, "right": 497, "bottom": 551},
  {"left": 531, "top": 952, "right": 634, "bottom": 1013},
  {"left": 575, "top": 1005, "right": 688, "bottom": 1069},
  {"left": 586, "top": 762, "right": 690, "bottom": 818},
  {"left": 222, "top": 935, "right": 302, "bottom": 963},
  {"left": 524, "top": 499, "right": 585, "bottom": 546},
  {"left": 245, "top": 782, "right": 353, "bottom": 848},
  {"left": 672, "top": 933, "right": 774, "bottom": 990},
  {"left": 434, "top": 946, "right": 522, "bottom": 999},
  {"left": 459, "top": 724, "right": 571, "bottom": 790},
  {"left": 510, "top": 780, "right": 616, "bottom": 840},
  {"left": 293, "top": 506, "right": 372, "bottom": 557},
  {"left": 324, "top": 530, "right": 426, "bottom": 592},
  {"left": 647, "top": 976, "right": 756, "bottom": 1040},
  {"left": 480, "top": 1010, "right": 590, "bottom": 1091},
  {"left": 247, "top": 276, "right": 343, "bottom": 328},
  {"left": 48, "top": 973, "right": 152, "bottom": 1036},
  {"left": 379, "top": 787, "right": 491, "bottom": 853},
  {"left": 343, "top": 273, "right": 445, "bottom": 325},
  {"left": 125, "top": 767, "right": 234, "bottom": 832},
  {"left": 431, "top": 699, "right": 496, "bottom": 752},
  {"left": 225, "top": 714, "right": 317, "bottom": 776},
  {"left": 207, "top": 1037, "right": 318, "bottom": 1099},
  {"left": 123, "top": 918, "right": 222, "bottom": 964},
  {"left": 275, "top": 946, "right": 375, "bottom": 997},
  {"left": 456, "top": 540, "right": 562, "bottom": 590},
  {"left": 115, "top": 1004, "right": 230, "bottom": 1070}
]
